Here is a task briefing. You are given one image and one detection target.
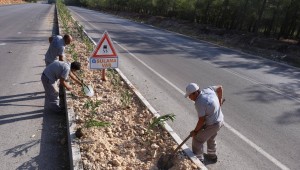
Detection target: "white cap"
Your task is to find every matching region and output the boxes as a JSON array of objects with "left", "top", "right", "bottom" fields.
[{"left": 185, "top": 83, "right": 199, "bottom": 98}]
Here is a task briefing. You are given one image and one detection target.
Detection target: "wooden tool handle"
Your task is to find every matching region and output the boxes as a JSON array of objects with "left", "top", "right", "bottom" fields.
[{"left": 172, "top": 135, "right": 192, "bottom": 154}]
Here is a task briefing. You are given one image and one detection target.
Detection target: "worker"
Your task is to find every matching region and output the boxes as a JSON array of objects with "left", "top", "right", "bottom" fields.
[
  {"left": 45, "top": 34, "right": 73, "bottom": 66},
  {"left": 41, "top": 61, "right": 82, "bottom": 114},
  {"left": 185, "top": 83, "right": 224, "bottom": 163}
]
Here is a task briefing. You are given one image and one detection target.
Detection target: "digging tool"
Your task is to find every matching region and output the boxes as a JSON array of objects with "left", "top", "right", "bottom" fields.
[
  {"left": 157, "top": 134, "right": 192, "bottom": 170},
  {"left": 73, "top": 73, "right": 94, "bottom": 97},
  {"left": 73, "top": 73, "right": 90, "bottom": 91},
  {"left": 157, "top": 98, "right": 226, "bottom": 169},
  {"left": 221, "top": 98, "right": 225, "bottom": 105}
]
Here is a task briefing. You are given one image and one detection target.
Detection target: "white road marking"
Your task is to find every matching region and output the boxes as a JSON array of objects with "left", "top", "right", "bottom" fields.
[
  {"left": 202, "top": 60, "right": 300, "bottom": 103},
  {"left": 115, "top": 42, "right": 183, "bottom": 93},
  {"left": 225, "top": 123, "right": 290, "bottom": 170},
  {"left": 114, "top": 41, "right": 290, "bottom": 170},
  {"left": 70, "top": 9, "right": 290, "bottom": 170},
  {"left": 0, "top": 43, "right": 6, "bottom": 46}
]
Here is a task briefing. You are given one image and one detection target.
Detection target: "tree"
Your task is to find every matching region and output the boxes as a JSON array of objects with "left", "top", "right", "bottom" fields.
[{"left": 252, "top": 0, "right": 267, "bottom": 33}]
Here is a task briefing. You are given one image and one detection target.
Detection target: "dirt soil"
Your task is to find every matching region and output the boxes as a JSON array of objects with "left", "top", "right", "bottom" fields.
[
  {"left": 0, "top": 0, "right": 24, "bottom": 5},
  {"left": 64, "top": 38, "right": 199, "bottom": 170}
]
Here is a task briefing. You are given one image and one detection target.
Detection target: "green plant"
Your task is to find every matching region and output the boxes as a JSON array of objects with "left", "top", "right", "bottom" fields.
[
  {"left": 72, "top": 51, "right": 78, "bottom": 61},
  {"left": 148, "top": 113, "right": 176, "bottom": 130},
  {"left": 83, "top": 99, "right": 101, "bottom": 109},
  {"left": 83, "top": 99, "right": 101, "bottom": 115},
  {"left": 120, "top": 90, "right": 132, "bottom": 107},
  {"left": 83, "top": 37, "right": 94, "bottom": 53},
  {"left": 85, "top": 119, "right": 111, "bottom": 128},
  {"left": 107, "top": 69, "right": 121, "bottom": 89},
  {"left": 75, "top": 21, "right": 84, "bottom": 40},
  {"left": 83, "top": 100, "right": 92, "bottom": 109},
  {"left": 57, "top": 0, "right": 73, "bottom": 35}
]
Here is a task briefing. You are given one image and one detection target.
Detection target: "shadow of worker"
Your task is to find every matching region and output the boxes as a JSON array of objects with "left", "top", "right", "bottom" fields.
[{"left": 16, "top": 94, "right": 70, "bottom": 169}]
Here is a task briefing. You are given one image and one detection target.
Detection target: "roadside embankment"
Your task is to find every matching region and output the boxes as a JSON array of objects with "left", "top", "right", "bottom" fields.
[{"left": 0, "top": 0, "right": 24, "bottom": 5}]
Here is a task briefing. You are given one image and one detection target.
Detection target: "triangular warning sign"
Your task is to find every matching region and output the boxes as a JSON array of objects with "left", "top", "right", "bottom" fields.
[{"left": 91, "top": 31, "right": 117, "bottom": 58}]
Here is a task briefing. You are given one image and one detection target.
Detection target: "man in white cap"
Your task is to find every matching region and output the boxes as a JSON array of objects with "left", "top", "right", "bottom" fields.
[{"left": 185, "top": 83, "right": 224, "bottom": 163}]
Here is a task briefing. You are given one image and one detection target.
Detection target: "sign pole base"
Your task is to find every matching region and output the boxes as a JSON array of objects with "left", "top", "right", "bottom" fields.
[{"left": 101, "top": 69, "right": 106, "bottom": 81}]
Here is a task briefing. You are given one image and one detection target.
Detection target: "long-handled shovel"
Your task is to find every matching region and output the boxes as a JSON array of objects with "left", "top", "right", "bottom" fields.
[
  {"left": 157, "top": 98, "right": 226, "bottom": 169},
  {"left": 157, "top": 134, "right": 192, "bottom": 170},
  {"left": 73, "top": 73, "right": 90, "bottom": 91},
  {"left": 73, "top": 73, "right": 94, "bottom": 97}
]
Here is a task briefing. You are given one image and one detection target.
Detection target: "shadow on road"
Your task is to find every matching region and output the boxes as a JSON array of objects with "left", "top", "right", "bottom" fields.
[
  {"left": 0, "top": 91, "right": 69, "bottom": 169},
  {"left": 0, "top": 92, "right": 44, "bottom": 104},
  {"left": 3, "top": 112, "right": 70, "bottom": 170}
]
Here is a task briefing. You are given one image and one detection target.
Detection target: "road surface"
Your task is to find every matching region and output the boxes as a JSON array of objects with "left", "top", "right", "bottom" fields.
[
  {"left": 69, "top": 6, "right": 300, "bottom": 170},
  {"left": 0, "top": 3, "right": 69, "bottom": 169}
]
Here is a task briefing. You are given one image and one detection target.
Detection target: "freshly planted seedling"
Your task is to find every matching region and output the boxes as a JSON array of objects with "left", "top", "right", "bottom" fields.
[
  {"left": 83, "top": 100, "right": 92, "bottom": 110},
  {"left": 85, "top": 119, "right": 111, "bottom": 128},
  {"left": 148, "top": 113, "right": 176, "bottom": 130},
  {"left": 107, "top": 69, "right": 121, "bottom": 89},
  {"left": 72, "top": 51, "right": 78, "bottom": 61},
  {"left": 83, "top": 99, "right": 101, "bottom": 116},
  {"left": 121, "top": 90, "right": 132, "bottom": 108},
  {"left": 75, "top": 21, "right": 84, "bottom": 39},
  {"left": 83, "top": 37, "right": 94, "bottom": 53},
  {"left": 57, "top": 0, "right": 72, "bottom": 34},
  {"left": 83, "top": 100, "right": 101, "bottom": 110}
]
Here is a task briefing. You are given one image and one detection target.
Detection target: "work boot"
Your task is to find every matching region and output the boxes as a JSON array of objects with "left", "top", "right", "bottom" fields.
[
  {"left": 204, "top": 153, "right": 218, "bottom": 163},
  {"left": 197, "top": 155, "right": 205, "bottom": 164}
]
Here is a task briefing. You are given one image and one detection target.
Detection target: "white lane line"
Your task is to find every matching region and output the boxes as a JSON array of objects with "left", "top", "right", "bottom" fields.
[
  {"left": 69, "top": 9, "right": 290, "bottom": 170},
  {"left": 76, "top": 5, "right": 300, "bottom": 104},
  {"left": 204, "top": 60, "right": 300, "bottom": 103},
  {"left": 114, "top": 41, "right": 183, "bottom": 93},
  {"left": 114, "top": 41, "right": 290, "bottom": 170},
  {"left": 225, "top": 123, "right": 290, "bottom": 170}
]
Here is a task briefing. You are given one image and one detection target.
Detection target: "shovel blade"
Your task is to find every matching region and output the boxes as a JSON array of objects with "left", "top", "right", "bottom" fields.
[
  {"left": 83, "top": 85, "right": 94, "bottom": 97},
  {"left": 157, "top": 154, "right": 175, "bottom": 170}
]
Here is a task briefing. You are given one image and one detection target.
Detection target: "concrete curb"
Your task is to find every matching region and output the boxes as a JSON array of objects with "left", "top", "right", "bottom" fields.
[
  {"left": 58, "top": 6, "right": 207, "bottom": 170},
  {"left": 66, "top": 92, "right": 84, "bottom": 170},
  {"left": 55, "top": 4, "right": 83, "bottom": 170},
  {"left": 115, "top": 68, "right": 207, "bottom": 170}
]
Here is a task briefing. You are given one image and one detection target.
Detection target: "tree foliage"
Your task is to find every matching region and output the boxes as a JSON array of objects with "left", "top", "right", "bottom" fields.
[{"left": 67, "top": 0, "right": 300, "bottom": 41}]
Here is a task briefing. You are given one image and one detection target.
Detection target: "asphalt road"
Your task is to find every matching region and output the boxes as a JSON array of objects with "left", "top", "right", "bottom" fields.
[
  {"left": 69, "top": 6, "right": 300, "bottom": 170},
  {"left": 0, "top": 3, "right": 68, "bottom": 169}
]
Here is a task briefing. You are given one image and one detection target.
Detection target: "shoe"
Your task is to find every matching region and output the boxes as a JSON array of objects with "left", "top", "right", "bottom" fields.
[
  {"left": 204, "top": 153, "right": 218, "bottom": 163},
  {"left": 196, "top": 155, "right": 205, "bottom": 164}
]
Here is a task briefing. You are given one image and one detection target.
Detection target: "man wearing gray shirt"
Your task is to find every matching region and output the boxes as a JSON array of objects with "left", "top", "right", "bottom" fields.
[
  {"left": 185, "top": 83, "right": 224, "bottom": 163},
  {"left": 41, "top": 61, "right": 81, "bottom": 114},
  {"left": 45, "top": 34, "right": 72, "bottom": 66}
]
